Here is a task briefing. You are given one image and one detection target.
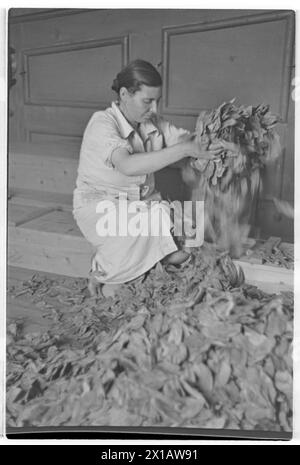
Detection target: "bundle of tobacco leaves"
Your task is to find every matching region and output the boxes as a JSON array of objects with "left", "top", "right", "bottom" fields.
[
  {"left": 183, "top": 100, "right": 282, "bottom": 258},
  {"left": 191, "top": 99, "right": 281, "bottom": 190},
  {"left": 7, "top": 244, "right": 293, "bottom": 432}
]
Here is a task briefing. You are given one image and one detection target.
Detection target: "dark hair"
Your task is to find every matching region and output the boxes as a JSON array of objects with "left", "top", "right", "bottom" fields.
[{"left": 111, "top": 59, "right": 162, "bottom": 95}]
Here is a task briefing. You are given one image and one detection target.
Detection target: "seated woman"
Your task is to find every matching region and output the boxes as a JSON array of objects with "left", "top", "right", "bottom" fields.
[{"left": 73, "top": 59, "right": 220, "bottom": 296}]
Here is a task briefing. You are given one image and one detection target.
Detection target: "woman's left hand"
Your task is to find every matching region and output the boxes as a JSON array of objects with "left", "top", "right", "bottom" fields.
[
  {"left": 197, "top": 141, "right": 224, "bottom": 159},
  {"left": 185, "top": 136, "right": 223, "bottom": 160}
]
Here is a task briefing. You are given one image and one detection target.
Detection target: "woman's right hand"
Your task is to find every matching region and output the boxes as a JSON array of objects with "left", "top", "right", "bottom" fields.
[{"left": 182, "top": 136, "right": 223, "bottom": 160}]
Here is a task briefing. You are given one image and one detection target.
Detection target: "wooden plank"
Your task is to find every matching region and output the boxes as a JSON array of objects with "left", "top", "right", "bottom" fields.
[
  {"left": 8, "top": 204, "right": 41, "bottom": 227},
  {"left": 17, "top": 210, "right": 82, "bottom": 236},
  {"left": 7, "top": 266, "right": 38, "bottom": 283},
  {"left": 8, "top": 209, "right": 94, "bottom": 277},
  {"left": 9, "top": 141, "right": 80, "bottom": 160},
  {"left": 9, "top": 146, "right": 78, "bottom": 194},
  {"left": 234, "top": 259, "right": 293, "bottom": 292},
  {"left": 7, "top": 265, "right": 67, "bottom": 286},
  {"left": 8, "top": 240, "right": 92, "bottom": 278},
  {"left": 8, "top": 188, "right": 73, "bottom": 210},
  {"left": 7, "top": 203, "right": 56, "bottom": 227},
  {"left": 242, "top": 280, "right": 292, "bottom": 294},
  {"left": 8, "top": 225, "right": 93, "bottom": 251}
]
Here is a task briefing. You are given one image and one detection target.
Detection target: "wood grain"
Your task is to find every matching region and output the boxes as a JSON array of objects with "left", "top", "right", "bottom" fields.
[
  {"left": 8, "top": 204, "right": 56, "bottom": 227},
  {"left": 234, "top": 259, "right": 293, "bottom": 292},
  {"left": 9, "top": 142, "right": 78, "bottom": 194}
]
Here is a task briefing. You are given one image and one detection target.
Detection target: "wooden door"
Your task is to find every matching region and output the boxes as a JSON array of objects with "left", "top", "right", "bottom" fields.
[{"left": 8, "top": 8, "right": 295, "bottom": 241}]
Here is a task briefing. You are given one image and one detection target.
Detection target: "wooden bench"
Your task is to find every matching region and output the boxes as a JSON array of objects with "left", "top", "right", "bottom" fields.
[
  {"left": 233, "top": 236, "right": 293, "bottom": 293},
  {"left": 8, "top": 142, "right": 94, "bottom": 277},
  {"left": 233, "top": 259, "right": 293, "bottom": 293}
]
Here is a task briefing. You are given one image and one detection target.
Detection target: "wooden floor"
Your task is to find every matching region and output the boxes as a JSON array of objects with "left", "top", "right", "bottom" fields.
[{"left": 7, "top": 266, "right": 76, "bottom": 336}]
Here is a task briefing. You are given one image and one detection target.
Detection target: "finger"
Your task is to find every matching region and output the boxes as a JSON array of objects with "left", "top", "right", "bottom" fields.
[
  {"left": 219, "top": 140, "right": 239, "bottom": 151},
  {"left": 189, "top": 152, "right": 207, "bottom": 159},
  {"left": 208, "top": 148, "right": 223, "bottom": 155},
  {"left": 225, "top": 152, "right": 239, "bottom": 158},
  {"left": 195, "top": 153, "right": 215, "bottom": 160},
  {"left": 209, "top": 142, "right": 225, "bottom": 150}
]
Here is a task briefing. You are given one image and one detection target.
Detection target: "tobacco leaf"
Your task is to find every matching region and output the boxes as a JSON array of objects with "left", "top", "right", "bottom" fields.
[
  {"left": 274, "top": 370, "right": 293, "bottom": 399},
  {"left": 179, "top": 397, "right": 206, "bottom": 420},
  {"left": 244, "top": 328, "right": 276, "bottom": 364},
  {"left": 202, "top": 415, "right": 227, "bottom": 429},
  {"left": 214, "top": 358, "right": 231, "bottom": 388},
  {"left": 202, "top": 321, "right": 241, "bottom": 341},
  {"left": 192, "top": 362, "right": 214, "bottom": 394}
]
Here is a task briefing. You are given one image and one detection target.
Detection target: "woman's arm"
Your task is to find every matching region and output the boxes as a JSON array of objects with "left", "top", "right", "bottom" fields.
[
  {"left": 157, "top": 118, "right": 191, "bottom": 169},
  {"left": 111, "top": 139, "right": 218, "bottom": 176}
]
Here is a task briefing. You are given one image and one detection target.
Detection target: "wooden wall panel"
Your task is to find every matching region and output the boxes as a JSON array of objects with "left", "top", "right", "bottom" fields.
[
  {"left": 29, "top": 130, "right": 82, "bottom": 146},
  {"left": 23, "top": 105, "right": 94, "bottom": 145},
  {"left": 162, "top": 12, "right": 294, "bottom": 120},
  {"left": 23, "top": 37, "right": 129, "bottom": 108}
]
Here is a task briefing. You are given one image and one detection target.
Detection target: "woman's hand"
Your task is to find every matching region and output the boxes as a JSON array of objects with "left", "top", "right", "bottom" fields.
[{"left": 181, "top": 135, "right": 223, "bottom": 160}]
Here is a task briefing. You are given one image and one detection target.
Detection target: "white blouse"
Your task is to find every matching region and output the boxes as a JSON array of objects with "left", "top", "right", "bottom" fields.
[{"left": 73, "top": 101, "right": 190, "bottom": 209}]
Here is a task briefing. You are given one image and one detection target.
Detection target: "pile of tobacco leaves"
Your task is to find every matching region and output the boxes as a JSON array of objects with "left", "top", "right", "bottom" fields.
[
  {"left": 7, "top": 244, "right": 293, "bottom": 431},
  {"left": 247, "top": 241, "right": 294, "bottom": 270},
  {"left": 182, "top": 100, "right": 283, "bottom": 258},
  {"left": 260, "top": 243, "right": 293, "bottom": 269}
]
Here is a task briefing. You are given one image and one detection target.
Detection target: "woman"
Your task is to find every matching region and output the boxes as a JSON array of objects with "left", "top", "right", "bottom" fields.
[{"left": 73, "top": 59, "right": 220, "bottom": 296}]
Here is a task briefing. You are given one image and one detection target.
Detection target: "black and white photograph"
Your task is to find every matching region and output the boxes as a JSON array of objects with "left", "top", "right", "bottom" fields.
[{"left": 4, "top": 6, "right": 296, "bottom": 440}]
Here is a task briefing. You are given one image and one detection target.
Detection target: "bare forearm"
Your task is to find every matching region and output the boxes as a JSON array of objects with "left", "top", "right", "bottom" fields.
[{"left": 113, "top": 144, "right": 189, "bottom": 176}]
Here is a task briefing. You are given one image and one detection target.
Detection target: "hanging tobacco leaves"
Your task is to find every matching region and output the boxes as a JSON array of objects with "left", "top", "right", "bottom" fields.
[
  {"left": 191, "top": 99, "right": 281, "bottom": 183},
  {"left": 7, "top": 244, "right": 293, "bottom": 432},
  {"left": 183, "top": 100, "right": 283, "bottom": 258}
]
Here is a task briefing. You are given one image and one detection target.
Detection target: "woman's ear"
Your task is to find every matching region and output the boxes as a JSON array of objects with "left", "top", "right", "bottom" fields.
[{"left": 119, "top": 87, "right": 128, "bottom": 101}]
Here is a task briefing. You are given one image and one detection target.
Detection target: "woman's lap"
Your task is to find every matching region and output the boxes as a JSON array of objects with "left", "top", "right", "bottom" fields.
[{"left": 73, "top": 200, "right": 178, "bottom": 283}]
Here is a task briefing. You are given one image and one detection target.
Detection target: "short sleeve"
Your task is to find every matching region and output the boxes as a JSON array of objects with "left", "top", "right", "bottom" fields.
[
  {"left": 81, "top": 113, "right": 133, "bottom": 169},
  {"left": 157, "top": 117, "right": 191, "bottom": 147}
]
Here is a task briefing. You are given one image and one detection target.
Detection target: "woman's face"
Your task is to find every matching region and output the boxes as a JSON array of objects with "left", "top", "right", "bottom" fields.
[{"left": 119, "top": 84, "right": 162, "bottom": 125}]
